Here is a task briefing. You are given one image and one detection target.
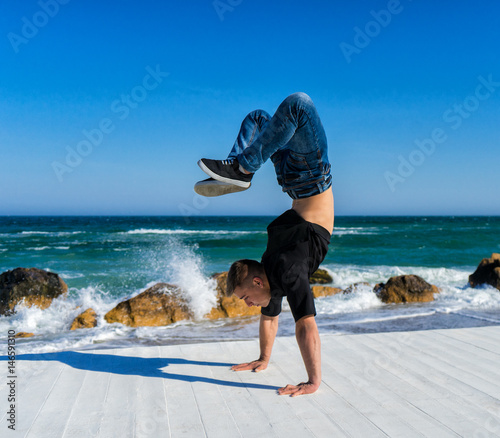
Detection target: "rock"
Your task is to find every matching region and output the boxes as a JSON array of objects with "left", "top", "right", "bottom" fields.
[
  {"left": 374, "top": 275, "right": 439, "bottom": 304},
  {"left": 14, "top": 332, "right": 34, "bottom": 338},
  {"left": 70, "top": 308, "right": 98, "bottom": 330},
  {"left": 343, "top": 282, "right": 370, "bottom": 295},
  {"left": 205, "top": 306, "right": 228, "bottom": 320},
  {"left": 213, "top": 271, "right": 229, "bottom": 297},
  {"left": 205, "top": 272, "right": 261, "bottom": 319},
  {"left": 469, "top": 253, "right": 500, "bottom": 290},
  {"left": 104, "top": 283, "right": 192, "bottom": 327},
  {"left": 311, "top": 285, "right": 342, "bottom": 298},
  {"left": 219, "top": 295, "right": 261, "bottom": 318},
  {"left": 309, "top": 268, "right": 333, "bottom": 284},
  {"left": 0, "top": 267, "right": 68, "bottom": 315}
]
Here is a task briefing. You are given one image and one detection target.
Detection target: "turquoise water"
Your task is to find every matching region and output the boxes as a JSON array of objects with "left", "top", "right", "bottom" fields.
[{"left": 1, "top": 216, "right": 500, "bottom": 353}]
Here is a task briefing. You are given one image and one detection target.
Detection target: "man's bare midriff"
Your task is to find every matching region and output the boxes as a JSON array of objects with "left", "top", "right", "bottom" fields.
[{"left": 292, "top": 187, "right": 334, "bottom": 234}]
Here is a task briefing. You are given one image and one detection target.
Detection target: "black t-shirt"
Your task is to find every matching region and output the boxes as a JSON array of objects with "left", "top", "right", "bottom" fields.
[{"left": 260, "top": 209, "right": 331, "bottom": 322}]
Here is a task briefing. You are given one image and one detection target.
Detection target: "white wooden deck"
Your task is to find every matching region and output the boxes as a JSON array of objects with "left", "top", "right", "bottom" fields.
[{"left": 3, "top": 326, "right": 500, "bottom": 437}]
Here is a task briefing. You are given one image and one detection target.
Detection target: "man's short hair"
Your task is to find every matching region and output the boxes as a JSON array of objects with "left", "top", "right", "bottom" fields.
[{"left": 227, "top": 259, "right": 264, "bottom": 295}]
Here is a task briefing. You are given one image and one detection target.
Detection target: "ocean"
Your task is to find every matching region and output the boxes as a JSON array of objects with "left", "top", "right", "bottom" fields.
[{"left": 1, "top": 215, "right": 500, "bottom": 354}]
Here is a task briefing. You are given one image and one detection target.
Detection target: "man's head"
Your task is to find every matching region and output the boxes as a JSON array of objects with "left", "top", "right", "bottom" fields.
[{"left": 227, "top": 259, "right": 271, "bottom": 308}]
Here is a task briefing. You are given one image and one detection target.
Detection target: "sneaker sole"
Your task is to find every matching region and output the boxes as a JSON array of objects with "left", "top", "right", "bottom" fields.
[
  {"left": 197, "top": 160, "right": 251, "bottom": 188},
  {"left": 194, "top": 179, "right": 250, "bottom": 197}
]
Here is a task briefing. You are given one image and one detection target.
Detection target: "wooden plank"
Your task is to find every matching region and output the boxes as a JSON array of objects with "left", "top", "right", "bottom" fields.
[
  {"left": 277, "top": 336, "right": 425, "bottom": 438},
  {"left": 0, "top": 350, "right": 48, "bottom": 400},
  {"left": 353, "top": 331, "right": 499, "bottom": 412},
  {"left": 129, "top": 346, "right": 171, "bottom": 438},
  {"left": 346, "top": 331, "right": 499, "bottom": 436},
  {"left": 329, "top": 334, "right": 462, "bottom": 438},
  {"left": 159, "top": 343, "right": 207, "bottom": 438},
  {"left": 8, "top": 354, "right": 65, "bottom": 437},
  {"left": 0, "top": 352, "right": 44, "bottom": 416},
  {"left": 60, "top": 349, "right": 114, "bottom": 438},
  {"left": 224, "top": 339, "right": 349, "bottom": 438},
  {"left": 434, "top": 330, "right": 500, "bottom": 361},
  {"left": 438, "top": 327, "right": 500, "bottom": 355},
  {"left": 177, "top": 343, "right": 243, "bottom": 438},
  {"left": 24, "top": 352, "right": 88, "bottom": 438},
  {"left": 95, "top": 348, "right": 141, "bottom": 438},
  {"left": 269, "top": 336, "right": 388, "bottom": 438},
  {"left": 460, "top": 325, "right": 500, "bottom": 344},
  {"left": 210, "top": 342, "right": 280, "bottom": 438},
  {"left": 396, "top": 330, "right": 500, "bottom": 398},
  {"left": 421, "top": 331, "right": 500, "bottom": 383},
  {"left": 7, "top": 327, "right": 500, "bottom": 438}
]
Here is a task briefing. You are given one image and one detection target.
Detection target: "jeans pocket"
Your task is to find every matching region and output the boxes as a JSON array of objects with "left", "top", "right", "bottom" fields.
[{"left": 283, "top": 150, "right": 320, "bottom": 186}]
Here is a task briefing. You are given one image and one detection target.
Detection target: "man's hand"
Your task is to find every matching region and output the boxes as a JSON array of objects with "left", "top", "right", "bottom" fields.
[
  {"left": 231, "top": 359, "right": 268, "bottom": 372},
  {"left": 278, "top": 381, "right": 319, "bottom": 397},
  {"left": 231, "top": 315, "right": 278, "bottom": 373}
]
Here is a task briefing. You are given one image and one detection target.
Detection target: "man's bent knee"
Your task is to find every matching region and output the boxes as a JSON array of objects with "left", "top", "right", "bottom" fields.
[
  {"left": 246, "top": 109, "right": 271, "bottom": 124},
  {"left": 285, "top": 92, "right": 313, "bottom": 107}
]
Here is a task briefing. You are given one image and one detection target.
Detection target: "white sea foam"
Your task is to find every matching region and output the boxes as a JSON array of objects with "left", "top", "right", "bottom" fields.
[
  {"left": 27, "top": 245, "right": 70, "bottom": 251},
  {"left": 19, "top": 231, "right": 86, "bottom": 237},
  {"left": 124, "top": 228, "right": 264, "bottom": 236},
  {"left": 0, "top": 271, "right": 218, "bottom": 354},
  {"left": 318, "top": 264, "right": 500, "bottom": 315},
  {"left": 59, "top": 272, "right": 85, "bottom": 279},
  {"left": 332, "top": 227, "right": 379, "bottom": 236},
  {"left": 322, "top": 264, "right": 471, "bottom": 289},
  {"left": 315, "top": 284, "right": 384, "bottom": 315},
  {"left": 332, "top": 310, "right": 440, "bottom": 325},
  {"left": 435, "top": 283, "right": 500, "bottom": 311},
  {"left": 0, "top": 287, "right": 99, "bottom": 337},
  {"left": 147, "top": 239, "right": 217, "bottom": 320},
  {"left": 0, "top": 285, "right": 124, "bottom": 354}
]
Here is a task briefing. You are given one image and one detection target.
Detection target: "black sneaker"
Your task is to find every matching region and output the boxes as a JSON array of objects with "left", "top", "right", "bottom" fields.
[
  {"left": 194, "top": 178, "right": 250, "bottom": 197},
  {"left": 197, "top": 158, "right": 253, "bottom": 188}
]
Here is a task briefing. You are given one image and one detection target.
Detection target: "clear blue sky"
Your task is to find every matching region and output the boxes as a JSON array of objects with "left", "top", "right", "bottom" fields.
[{"left": 1, "top": 0, "right": 499, "bottom": 216}]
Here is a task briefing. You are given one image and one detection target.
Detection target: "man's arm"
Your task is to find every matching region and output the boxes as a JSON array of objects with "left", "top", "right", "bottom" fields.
[
  {"left": 278, "top": 315, "right": 321, "bottom": 396},
  {"left": 231, "top": 314, "right": 279, "bottom": 372}
]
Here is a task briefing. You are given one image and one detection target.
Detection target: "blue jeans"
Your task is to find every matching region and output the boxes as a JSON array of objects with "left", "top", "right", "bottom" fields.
[{"left": 227, "top": 92, "right": 332, "bottom": 199}]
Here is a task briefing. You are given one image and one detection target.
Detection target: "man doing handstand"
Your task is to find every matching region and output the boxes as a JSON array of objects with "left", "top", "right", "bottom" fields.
[{"left": 196, "top": 92, "right": 334, "bottom": 397}]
